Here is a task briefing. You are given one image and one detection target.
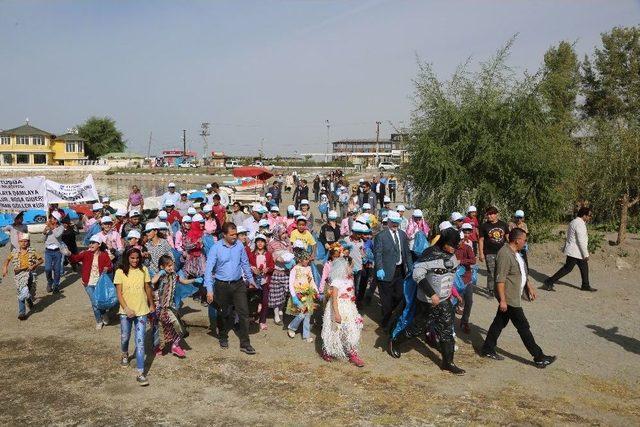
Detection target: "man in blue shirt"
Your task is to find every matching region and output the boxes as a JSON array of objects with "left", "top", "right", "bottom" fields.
[{"left": 205, "top": 222, "right": 257, "bottom": 354}]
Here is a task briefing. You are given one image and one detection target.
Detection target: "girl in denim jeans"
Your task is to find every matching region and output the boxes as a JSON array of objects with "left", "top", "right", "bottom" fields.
[{"left": 114, "top": 248, "right": 154, "bottom": 386}]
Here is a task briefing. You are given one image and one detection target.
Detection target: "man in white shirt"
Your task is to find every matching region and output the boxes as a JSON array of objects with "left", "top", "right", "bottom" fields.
[
  {"left": 544, "top": 207, "right": 596, "bottom": 292},
  {"left": 161, "top": 183, "right": 181, "bottom": 208}
]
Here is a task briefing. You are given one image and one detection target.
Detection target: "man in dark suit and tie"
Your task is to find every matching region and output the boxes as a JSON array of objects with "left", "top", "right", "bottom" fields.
[{"left": 374, "top": 210, "right": 413, "bottom": 328}]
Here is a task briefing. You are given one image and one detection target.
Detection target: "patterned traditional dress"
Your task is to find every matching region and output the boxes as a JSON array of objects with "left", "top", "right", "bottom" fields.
[{"left": 156, "top": 273, "right": 181, "bottom": 348}]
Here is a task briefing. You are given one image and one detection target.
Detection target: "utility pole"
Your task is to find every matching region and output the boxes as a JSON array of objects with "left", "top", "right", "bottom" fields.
[
  {"left": 375, "top": 121, "right": 381, "bottom": 164},
  {"left": 147, "top": 131, "right": 152, "bottom": 159},
  {"left": 259, "top": 138, "right": 264, "bottom": 159},
  {"left": 182, "top": 129, "right": 186, "bottom": 158},
  {"left": 325, "top": 119, "right": 330, "bottom": 163},
  {"left": 200, "top": 122, "right": 210, "bottom": 160}
]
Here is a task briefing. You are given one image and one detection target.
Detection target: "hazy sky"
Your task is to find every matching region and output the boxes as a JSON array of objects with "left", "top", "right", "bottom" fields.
[{"left": 1, "top": 0, "right": 638, "bottom": 157}]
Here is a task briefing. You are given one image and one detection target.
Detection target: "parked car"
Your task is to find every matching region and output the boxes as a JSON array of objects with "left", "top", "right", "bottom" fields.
[
  {"left": 178, "top": 161, "right": 198, "bottom": 168},
  {"left": 225, "top": 160, "right": 241, "bottom": 168},
  {"left": 378, "top": 161, "right": 399, "bottom": 171},
  {"left": 253, "top": 160, "right": 264, "bottom": 167}
]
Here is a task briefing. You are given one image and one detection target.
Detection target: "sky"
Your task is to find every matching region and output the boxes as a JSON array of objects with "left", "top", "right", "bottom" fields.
[{"left": 1, "top": 0, "right": 638, "bottom": 157}]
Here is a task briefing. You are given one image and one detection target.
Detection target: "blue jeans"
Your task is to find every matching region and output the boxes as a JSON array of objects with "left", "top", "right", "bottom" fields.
[
  {"left": 18, "top": 297, "right": 26, "bottom": 316},
  {"left": 84, "top": 286, "right": 105, "bottom": 323},
  {"left": 45, "top": 249, "right": 63, "bottom": 290},
  {"left": 120, "top": 314, "right": 147, "bottom": 373},
  {"left": 288, "top": 312, "right": 311, "bottom": 339}
]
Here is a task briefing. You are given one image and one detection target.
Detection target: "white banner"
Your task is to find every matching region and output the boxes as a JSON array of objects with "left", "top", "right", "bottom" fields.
[
  {"left": 45, "top": 174, "right": 99, "bottom": 204},
  {"left": 0, "top": 176, "right": 48, "bottom": 211}
]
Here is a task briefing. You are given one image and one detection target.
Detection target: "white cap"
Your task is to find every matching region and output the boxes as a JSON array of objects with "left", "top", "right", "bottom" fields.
[
  {"left": 296, "top": 215, "right": 307, "bottom": 221},
  {"left": 270, "top": 206, "right": 280, "bottom": 212},
  {"left": 156, "top": 221, "right": 169, "bottom": 230},
  {"left": 116, "top": 208, "right": 127, "bottom": 217},
  {"left": 158, "top": 210, "right": 168, "bottom": 220},
  {"left": 164, "top": 200, "right": 175, "bottom": 207},
  {"left": 359, "top": 178, "right": 364, "bottom": 183},
  {"left": 203, "top": 204, "right": 213, "bottom": 213},
  {"left": 18, "top": 232, "right": 30, "bottom": 241},
  {"left": 182, "top": 215, "right": 192, "bottom": 223},
  {"left": 258, "top": 219, "right": 269, "bottom": 227},
  {"left": 129, "top": 210, "right": 141, "bottom": 217},
  {"left": 292, "top": 239, "right": 306, "bottom": 249},
  {"left": 352, "top": 222, "right": 369, "bottom": 234},
  {"left": 92, "top": 203, "right": 103, "bottom": 211},
  {"left": 187, "top": 207, "right": 197, "bottom": 216},
  {"left": 252, "top": 204, "right": 268, "bottom": 214},
  {"left": 145, "top": 223, "right": 157, "bottom": 232},
  {"left": 387, "top": 210, "right": 402, "bottom": 223},
  {"left": 102, "top": 196, "right": 110, "bottom": 203},
  {"left": 515, "top": 210, "right": 525, "bottom": 218},
  {"left": 266, "top": 192, "right": 272, "bottom": 197},
  {"left": 439, "top": 221, "right": 453, "bottom": 231},
  {"left": 192, "top": 213, "right": 204, "bottom": 222},
  {"left": 89, "top": 235, "right": 102, "bottom": 244},
  {"left": 51, "top": 211, "right": 62, "bottom": 221},
  {"left": 300, "top": 199, "right": 309, "bottom": 205},
  {"left": 237, "top": 225, "right": 248, "bottom": 234},
  {"left": 168, "top": 182, "right": 176, "bottom": 188},
  {"left": 451, "top": 212, "right": 464, "bottom": 222},
  {"left": 100, "top": 216, "right": 113, "bottom": 224},
  {"left": 467, "top": 205, "right": 477, "bottom": 213},
  {"left": 255, "top": 233, "right": 267, "bottom": 241},
  {"left": 180, "top": 190, "right": 188, "bottom": 195},
  {"left": 383, "top": 196, "right": 391, "bottom": 203},
  {"left": 126, "top": 230, "right": 141, "bottom": 240},
  {"left": 413, "top": 209, "right": 423, "bottom": 218},
  {"left": 206, "top": 183, "right": 212, "bottom": 189},
  {"left": 396, "top": 205, "right": 406, "bottom": 212},
  {"left": 362, "top": 203, "right": 371, "bottom": 210},
  {"left": 294, "top": 210, "right": 302, "bottom": 217},
  {"left": 328, "top": 210, "right": 338, "bottom": 220},
  {"left": 287, "top": 205, "right": 295, "bottom": 213},
  {"left": 461, "top": 223, "right": 473, "bottom": 231}
]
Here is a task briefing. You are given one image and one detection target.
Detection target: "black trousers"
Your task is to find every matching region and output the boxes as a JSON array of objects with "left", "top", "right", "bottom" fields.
[
  {"left": 482, "top": 305, "right": 543, "bottom": 360},
  {"left": 378, "top": 266, "right": 405, "bottom": 327},
  {"left": 547, "top": 256, "right": 589, "bottom": 287},
  {"left": 389, "top": 187, "right": 396, "bottom": 202},
  {"left": 214, "top": 279, "right": 251, "bottom": 347}
]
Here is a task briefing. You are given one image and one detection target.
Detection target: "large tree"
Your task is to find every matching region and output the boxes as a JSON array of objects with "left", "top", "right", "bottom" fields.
[
  {"left": 77, "top": 116, "right": 126, "bottom": 159},
  {"left": 404, "top": 40, "right": 575, "bottom": 223},
  {"left": 581, "top": 26, "right": 640, "bottom": 244},
  {"left": 540, "top": 41, "right": 580, "bottom": 134}
]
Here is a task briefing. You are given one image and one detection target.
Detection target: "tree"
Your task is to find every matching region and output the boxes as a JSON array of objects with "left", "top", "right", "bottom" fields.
[
  {"left": 580, "top": 26, "right": 640, "bottom": 244},
  {"left": 77, "top": 116, "right": 126, "bottom": 159},
  {"left": 540, "top": 41, "right": 580, "bottom": 134},
  {"left": 405, "top": 38, "right": 575, "bottom": 223}
]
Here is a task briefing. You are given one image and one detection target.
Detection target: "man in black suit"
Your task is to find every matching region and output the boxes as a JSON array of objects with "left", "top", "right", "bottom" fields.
[{"left": 374, "top": 210, "right": 413, "bottom": 328}]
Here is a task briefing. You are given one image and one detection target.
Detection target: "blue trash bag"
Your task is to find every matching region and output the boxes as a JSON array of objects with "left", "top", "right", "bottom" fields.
[
  {"left": 94, "top": 273, "right": 118, "bottom": 310},
  {"left": 202, "top": 234, "right": 215, "bottom": 255},
  {"left": 391, "top": 274, "right": 418, "bottom": 340},
  {"left": 83, "top": 222, "right": 101, "bottom": 246},
  {"left": 174, "top": 282, "right": 198, "bottom": 307},
  {"left": 172, "top": 248, "right": 183, "bottom": 271},
  {"left": 0, "top": 230, "right": 9, "bottom": 247},
  {"left": 318, "top": 203, "right": 328, "bottom": 214},
  {"left": 171, "top": 221, "right": 180, "bottom": 235},
  {"left": 316, "top": 242, "right": 327, "bottom": 263},
  {"left": 311, "top": 262, "right": 321, "bottom": 286},
  {"left": 412, "top": 231, "right": 429, "bottom": 258}
]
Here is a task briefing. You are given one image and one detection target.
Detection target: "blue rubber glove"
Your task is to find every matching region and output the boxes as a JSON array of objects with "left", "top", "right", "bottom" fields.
[
  {"left": 291, "top": 295, "right": 303, "bottom": 307},
  {"left": 157, "top": 269, "right": 167, "bottom": 277},
  {"left": 376, "top": 269, "right": 386, "bottom": 281},
  {"left": 193, "top": 277, "right": 203, "bottom": 285}
]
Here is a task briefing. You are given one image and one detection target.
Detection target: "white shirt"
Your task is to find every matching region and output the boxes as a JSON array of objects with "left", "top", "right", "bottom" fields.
[
  {"left": 391, "top": 229, "right": 402, "bottom": 265},
  {"left": 514, "top": 252, "right": 527, "bottom": 295},
  {"left": 216, "top": 191, "right": 230, "bottom": 208}
]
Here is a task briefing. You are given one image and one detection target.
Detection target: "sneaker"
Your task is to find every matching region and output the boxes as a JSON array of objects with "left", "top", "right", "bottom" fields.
[
  {"left": 304, "top": 337, "right": 314, "bottom": 343},
  {"left": 171, "top": 344, "right": 186, "bottom": 358},
  {"left": 136, "top": 374, "right": 149, "bottom": 386},
  {"left": 482, "top": 351, "right": 505, "bottom": 361},
  {"left": 534, "top": 355, "right": 557, "bottom": 368},
  {"left": 219, "top": 339, "right": 229, "bottom": 349},
  {"left": 101, "top": 315, "right": 109, "bottom": 326},
  {"left": 46, "top": 285, "right": 52, "bottom": 293},
  {"left": 18, "top": 313, "right": 27, "bottom": 321},
  {"left": 287, "top": 329, "right": 296, "bottom": 338},
  {"left": 442, "top": 363, "right": 466, "bottom": 375},
  {"left": 240, "top": 345, "right": 256, "bottom": 355},
  {"left": 95, "top": 322, "right": 104, "bottom": 330},
  {"left": 348, "top": 352, "right": 365, "bottom": 368},
  {"left": 120, "top": 355, "right": 129, "bottom": 367},
  {"left": 542, "top": 280, "right": 556, "bottom": 291},
  {"left": 274, "top": 310, "right": 282, "bottom": 325}
]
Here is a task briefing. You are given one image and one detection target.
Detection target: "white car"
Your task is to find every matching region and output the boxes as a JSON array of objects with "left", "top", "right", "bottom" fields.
[
  {"left": 178, "top": 162, "right": 197, "bottom": 168},
  {"left": 378, "top": 162, "right": 399, "bottom": 171},
  {"left": 225, "top": 160, "right": 241, "bottom": 168}
]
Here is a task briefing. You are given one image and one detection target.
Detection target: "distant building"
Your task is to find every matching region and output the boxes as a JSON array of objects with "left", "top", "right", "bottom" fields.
[
  {"left": 100, "top": 152, "right": 146, "bottom": 168},
  {"left": 0, "top": 121, "right": 88, "bottom": 166},
  {"left": 161, "top": 150, "right": 197, "bottom": 166},
  {"left": 209, "top": 151, "right": 227, "bottom": 168},
  {"left": 331, "top": 133, "right": 407, "bottom": 163}
]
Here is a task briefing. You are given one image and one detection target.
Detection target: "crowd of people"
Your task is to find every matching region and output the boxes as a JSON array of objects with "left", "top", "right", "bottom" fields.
[{"left": 1, "top": 169, "right": 596, "bottom": 386}]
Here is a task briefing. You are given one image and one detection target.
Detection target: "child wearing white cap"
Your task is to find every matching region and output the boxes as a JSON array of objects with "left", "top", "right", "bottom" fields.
[
  {"left": 299, "top": 199, "right": 315, "bottom": 232},
  {"left": 2, "top": 233, "right": 43, "bottom": 320},
  {"left": 463, "top": 206, "right": 480, "bottom": 254},
  {"left": 406, "top": 209, "right": 430, "bottom": 250}
]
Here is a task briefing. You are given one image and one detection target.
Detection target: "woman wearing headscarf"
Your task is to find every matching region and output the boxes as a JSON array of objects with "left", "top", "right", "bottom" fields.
[{"left": 267, "top": 224, "right": 293, "bottom": 325}]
